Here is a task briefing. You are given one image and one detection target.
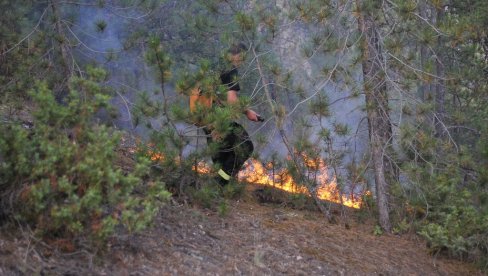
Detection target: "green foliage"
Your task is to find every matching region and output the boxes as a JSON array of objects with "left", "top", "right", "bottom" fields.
[
  {"left": 392, "top": 219, "right": 411, "bottom": 235},
  {"left": 419, "top": 212, "right": 487, "bottom": 258},
  {"left": 333, "top": 123, "right": 349, "bottom": 136},
  {"left": 287, "top": 193, "right": 310, "bottom": 209},
  {"left": 400, "top": 123, "right": 488, "bottom": 262},
  {"left": 189, "top": 183, "right": 222, "bottom": 209},
  {"left": 0, "top": 1, "right": 45, "bottom": 104},
  {"left": 309, "top": 95, "right": 331, "bottom": 117},
  {"left": 217, "top": 200, "right": 229, "bottom": 217},
  {"left": 177, "top": 177, "right": 246, "bottom": 212},
  {"left": 3, "top": 0, "right": 485, "bottom": 267},
  {"left": 373, "top": 225, "right": 383, "bottom": 236},
  {"left": 418, "top": 173, "right": 487, "bottom": 258},
  {"left": 146, "top": 36, "right": 172, "bottom": 83},
  {"left": 95, "top": 19, "right": 107, "bottom": 33},
  {"left": 235, "top": 12, "right": 255, "bottom": 32},
  {"left": 0, "top": 75, "right": 170, "bottom": 244},
  {"left": 222, "top": 181, "right": 246, "bottom": 199},
  {"left": 387, "top": 0, "right": 488, "bottom": 267}
]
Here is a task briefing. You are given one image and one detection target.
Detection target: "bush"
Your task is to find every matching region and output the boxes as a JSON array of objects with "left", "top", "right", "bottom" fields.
[
  {"left": 398, "top": 115, "right": 488, "bottom": 268},
  {"left": 0, "top": 73, "right": 170, "bottom": 245},
  {"left": 417, "top": 181, "right": 488, "bottom": 261},
  {"left": 400, "top": 150, "right": 488, "bottom": 264},
  {"left": 188, "top": 185, "right": 216, "bottom": 208},
  {"left": 222, "top": 181, "right": 246, "bottom": 199}
]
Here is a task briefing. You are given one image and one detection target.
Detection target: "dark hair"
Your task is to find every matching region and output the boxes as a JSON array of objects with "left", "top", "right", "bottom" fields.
[{"left": 229, "top": 43, "right": 248, "bottom": 55}]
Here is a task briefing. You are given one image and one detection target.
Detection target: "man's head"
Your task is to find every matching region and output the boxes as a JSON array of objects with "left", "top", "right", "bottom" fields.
[{"left": 228, "top": 43, "right": 247, "bottom": 67}]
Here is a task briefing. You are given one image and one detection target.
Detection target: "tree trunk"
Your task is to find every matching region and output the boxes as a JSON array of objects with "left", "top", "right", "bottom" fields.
[
  {"left": 418, "top": 1, "right": 434, "bottom": 101},
  {"left": 356, "top": 1, "right": 393, "bottom": 232},
  {"left": 49, "top": 0, "right": 72, "bottom": 78},
  {"left": 434, "top": 8, "right": 446, "bottom": 136},
  {"left": 418, "top": 0, "right": 446, "bottom": 136}
]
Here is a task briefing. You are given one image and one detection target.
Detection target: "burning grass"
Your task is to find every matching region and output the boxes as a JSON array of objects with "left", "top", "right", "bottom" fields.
[
  {"left": 238, "top": 158, "right": 366, "bottom": 209},
  {"left": 141, "top": 142, "right": 367, "bottom": 209}
]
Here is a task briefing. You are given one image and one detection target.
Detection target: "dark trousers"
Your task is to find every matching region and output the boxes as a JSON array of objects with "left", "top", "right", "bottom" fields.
[{"left": 204, "top": 122, "right": 254, "bottom": 180}]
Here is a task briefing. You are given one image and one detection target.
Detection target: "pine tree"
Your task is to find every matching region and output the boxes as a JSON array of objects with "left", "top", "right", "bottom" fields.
[
  {"left": 355, "top": 0, "right": 395, "bottom": 232},
  {"left": 0, "top": 0, "right": 44, "bottom": 103}
]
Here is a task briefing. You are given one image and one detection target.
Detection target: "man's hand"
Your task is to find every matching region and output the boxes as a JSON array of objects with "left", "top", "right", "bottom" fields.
[
  {"left": 246, "top": 109, "right": 261, "bottom": 122},
  {"left": 227, "top": 91, "right": 263, "bottom": 122}
]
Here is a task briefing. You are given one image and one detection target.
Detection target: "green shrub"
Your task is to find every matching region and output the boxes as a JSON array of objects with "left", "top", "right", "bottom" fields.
[
  {"left": 288, "top": 193, "right": 310, "bottom": 209},
  {"left": 400, "top": 150, "right": 488, "bottom": 263},
  {"left": 418, "top": 185, "right": 488, "bottom": 260},
  {"left": 217, "top": 200, "right": 229, "bottom": 217},
  {"left": 398, "top": 114, "right": 488, "bottom": 267},
  {"left": 222, "top": 181, "right": 246, "bottom": 199},
  {"left": 189, "top": 184, "right": 221, "bottom": 209},
  {"left": 0, "top": 73, "right": 170, "bottom": 245}
]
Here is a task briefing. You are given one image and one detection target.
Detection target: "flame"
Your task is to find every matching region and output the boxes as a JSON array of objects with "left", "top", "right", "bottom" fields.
[
  {"left": 238, "top": 158, "right": 365, "bottom": 209},
  {"left": 141, "top": 145, "right": 366, "bottom": 209},
  {"left": 238, "top": 159, "right": 308, "bottom": 194},
  {"left": 145, "top": 150, "right": 211, "bottom": 174},
  {"left": 192, "top": 161, "right": 212, "bottom": 174},
  {"left": 150, "top": 151, "right": 165, "bottom": 162}
]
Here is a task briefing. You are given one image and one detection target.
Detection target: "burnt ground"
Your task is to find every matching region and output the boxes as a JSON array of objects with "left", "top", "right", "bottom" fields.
[{"left": 0, "top": 185, "right": 483, "bottom": 276}]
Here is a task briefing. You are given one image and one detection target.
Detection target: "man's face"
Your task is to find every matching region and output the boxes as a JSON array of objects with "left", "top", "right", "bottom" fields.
[{"left": 229, "top": 53, "right": 244, "bottom": 67}]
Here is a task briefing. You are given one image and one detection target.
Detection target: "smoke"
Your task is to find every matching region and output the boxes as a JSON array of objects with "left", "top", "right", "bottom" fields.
[
  {"left": 66, "top": 1, "right": 369, "bottom": 186},
  {"left": 69, "top": 3, "right": 162, "bottom": 137},
  {"left": 245, "top": 1, "right": 368, "bottom": 167}
]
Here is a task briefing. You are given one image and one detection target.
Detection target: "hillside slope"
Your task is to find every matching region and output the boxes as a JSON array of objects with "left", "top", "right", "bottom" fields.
[{"left": 0, "top": 189, "right": 482, "bottom": 275}]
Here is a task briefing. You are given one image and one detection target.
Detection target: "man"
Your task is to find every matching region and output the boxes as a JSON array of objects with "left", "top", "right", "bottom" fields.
[{"left": 205, "top": 43, "right": 262, "bottom": 185}]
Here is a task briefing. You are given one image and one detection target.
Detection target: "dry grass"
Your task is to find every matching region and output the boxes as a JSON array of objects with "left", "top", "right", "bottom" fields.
[{"left": 0, "top": 185, "right": 483, "bottom": 275}]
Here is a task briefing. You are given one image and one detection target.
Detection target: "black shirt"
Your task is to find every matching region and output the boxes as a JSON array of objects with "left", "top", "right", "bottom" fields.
[{"left": 220, "top": 67, "right": 240, "bottom": 92}]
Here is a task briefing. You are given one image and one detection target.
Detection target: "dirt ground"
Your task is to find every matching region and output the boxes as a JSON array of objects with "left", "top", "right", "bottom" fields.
[{"left": 0, "top": 186, "right": 483, "bottom": 276}]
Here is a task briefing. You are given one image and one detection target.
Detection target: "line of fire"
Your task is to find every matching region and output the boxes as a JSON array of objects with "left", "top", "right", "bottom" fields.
[{"left": 143, "top": 144, "right": 368, "bottom": 209}]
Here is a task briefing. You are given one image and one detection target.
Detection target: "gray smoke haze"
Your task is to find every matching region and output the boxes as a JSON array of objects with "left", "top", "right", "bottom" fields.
[
  {"left": 245, "top": 1, "right": 368, "bottom": 169},
  {"left": 68, "top": 1, "right": 369, "bottom": 185},
  {"left": 70, "top": 3, "right": 163, "bottom": 137}
]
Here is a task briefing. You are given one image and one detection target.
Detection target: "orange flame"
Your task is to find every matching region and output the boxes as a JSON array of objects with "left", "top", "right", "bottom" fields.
[
  {"left": 238, "top": 158, "right": 365, "bottom": 209},
  {"left": 150, "top": 152, "right": 165, "bottom": 162},
  {"left": 141, "top": 145, "right": 366, "bottom": 209},
  {"left": 192, "top": 161, "right": 212, "bottom": 174}
]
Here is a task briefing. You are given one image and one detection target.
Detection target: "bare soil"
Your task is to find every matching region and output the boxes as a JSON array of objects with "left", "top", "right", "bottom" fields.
[{"left": 0, "top": 186, "right": 483, "bottom": 276}]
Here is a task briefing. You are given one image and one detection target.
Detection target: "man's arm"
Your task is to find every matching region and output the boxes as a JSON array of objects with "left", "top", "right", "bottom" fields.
[{"left": 226, "top": 90, "right": 260, "bottom": 122}]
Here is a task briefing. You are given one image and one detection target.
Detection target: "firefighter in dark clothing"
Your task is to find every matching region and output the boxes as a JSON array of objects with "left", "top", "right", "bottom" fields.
[{"left": 205, "top": 43, "right": 262, "bottom": 185}]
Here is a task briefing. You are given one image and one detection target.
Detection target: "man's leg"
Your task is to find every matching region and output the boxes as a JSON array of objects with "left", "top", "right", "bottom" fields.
[
  {"left": 204, "top": 127, "right": 234, "bottom": 185},
  {"left": 228, "top": 122, "right": 254, "bottom": 176},
  {"left": 206, "top": 123, "right": 254, "bottom": 185}
]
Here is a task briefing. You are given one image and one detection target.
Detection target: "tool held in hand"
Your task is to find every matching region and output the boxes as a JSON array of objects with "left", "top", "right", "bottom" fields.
[{"left": 256, "top": 115, "right": 265, "bottom": 122}]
